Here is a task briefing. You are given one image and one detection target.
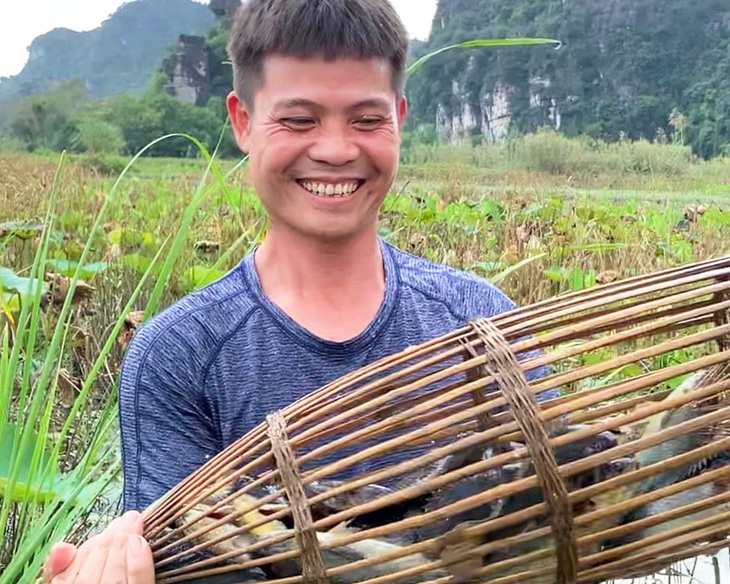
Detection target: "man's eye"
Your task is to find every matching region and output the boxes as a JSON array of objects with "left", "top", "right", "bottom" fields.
[
  {"left": 282, "top": 118, "right": 314, "bottom": 129},
  {"left": 355, "top": 116, "right": 383, "bottom": 128}
]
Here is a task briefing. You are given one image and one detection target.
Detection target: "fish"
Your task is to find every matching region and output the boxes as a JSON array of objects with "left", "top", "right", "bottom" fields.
[
  {"left": 420, "top": 424, "right": 633, "bottom": 583},
  {"left": 179, "top": 503, "right": 254, "bottom": 564},
  {"left": 178, "top": 486, "right": 448, "bottom": 584},
  {"left": 169, "top": 423, "right": 646, "bottom": 583},
  {"left": 637, "top": 468, "right": 730, "bottom": 542},
  {"left": 304, "top": 479, "right": 397, "bottom": 522},
  {"left": 473, "top": 453, "right": 636, "bottom": 584},
  {"left": 167, "top": 501, "right": 268, "bottom": 582},
  {"left": 602, "top": 365, "right": 730, "bottom": 550},
  {"left": 340, "top": 425, "right": 627, "bottom": 556},
  {"left": 326, "top": 424, "right": 628, "bottom": 582},
  {"left": 498, "top": 424, "right": 623, "bottom": 513}
]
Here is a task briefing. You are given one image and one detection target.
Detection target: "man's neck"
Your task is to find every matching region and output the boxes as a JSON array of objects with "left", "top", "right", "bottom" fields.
[{"left": 253, "top": 229, "right": 387, "bottom": 342}]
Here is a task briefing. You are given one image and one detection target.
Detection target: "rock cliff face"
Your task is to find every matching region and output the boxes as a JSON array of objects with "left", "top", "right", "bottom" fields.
[
  {"left": 407, "top": 0, "right": 730, "bottom": 152},
  {"left": 209, "top": 0, "right": 240, "bottom": 20},
  {"left": 161, "top": 0, "right": 240, "bottom": 105},
  {"left": 162, "top": 35, "right": 211, "bottom": 106}
]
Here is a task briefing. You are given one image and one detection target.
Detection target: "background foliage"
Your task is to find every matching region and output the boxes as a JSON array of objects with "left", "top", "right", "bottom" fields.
[
  {"left": 406, "top": 0, "right": 730, "bottom": 157},
  {"left": 2, "top": 0, "right": 730, "bottom": 159}
]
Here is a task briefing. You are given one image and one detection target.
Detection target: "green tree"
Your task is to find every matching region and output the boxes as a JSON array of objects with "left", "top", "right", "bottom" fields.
[
  {"left": 9, "top": 80, "right": 87, "bottom": 151},
  {"left": 74, "top": 118, "right": 126, "bottom": 154}
]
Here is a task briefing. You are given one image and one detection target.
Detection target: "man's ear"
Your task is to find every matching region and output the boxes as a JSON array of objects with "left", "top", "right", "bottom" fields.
[
  {"left": 226, "top": 91, "right": 252, "bottom": 153},
  {"left": 396, "top": 95, "right": 408, "bottom": 131}
]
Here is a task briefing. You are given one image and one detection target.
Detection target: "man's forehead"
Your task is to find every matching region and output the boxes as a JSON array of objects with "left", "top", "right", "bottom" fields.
[
  {"left": 259, "top": 54, "right": 394, "bottom": 85},
  {"left": 251, "top": 55, "right": 400, "bottom": 110}
]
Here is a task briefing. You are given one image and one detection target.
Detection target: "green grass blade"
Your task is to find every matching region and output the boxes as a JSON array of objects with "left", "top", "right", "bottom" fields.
[
  {"left": 143, "top": 133, "right": 232, "bottom": 315},
  {"left": 489, "top": 253, "right": 548, "bottom": 285},
  {"left": 0, "top": 154, "right": 67, "bottom": 554},
  {"left": 407, "top": 38, "right": 561, "bottom": 78}
]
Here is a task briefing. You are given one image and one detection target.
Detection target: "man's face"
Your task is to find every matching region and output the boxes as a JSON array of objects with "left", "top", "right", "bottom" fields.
[{"left": 226, "top": 55, "right": 408, "bottom": 242}]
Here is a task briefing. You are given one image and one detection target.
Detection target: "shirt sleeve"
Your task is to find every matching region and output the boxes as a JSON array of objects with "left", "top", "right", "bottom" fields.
[{"left": 118, "top": 318, "right": 221, "bottom": 512}]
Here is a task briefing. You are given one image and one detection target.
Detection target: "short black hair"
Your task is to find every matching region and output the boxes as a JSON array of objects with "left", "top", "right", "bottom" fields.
[{"left": 227, "top": 0, "right": 410, "bottom": 107}]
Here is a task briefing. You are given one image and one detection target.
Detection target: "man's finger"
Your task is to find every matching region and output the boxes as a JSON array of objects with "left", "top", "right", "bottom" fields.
[
  {"left": 42, "top": 542, "right": 76, "bottom": 583},
  {"left": 52, "top": 530, "right": 107, "bottom": 581},
  {"left": 126, "top": 535, "right": 155, "bottom": 584},
  {"left": 98, "top": 522, "right": 149, "bottom": 583}
]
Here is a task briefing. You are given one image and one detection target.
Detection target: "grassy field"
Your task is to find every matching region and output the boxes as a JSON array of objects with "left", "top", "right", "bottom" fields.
[
  {"left": 1, "top": 135, "right": 729, "bottom": 582},
  {"left": 3, "top": 135, "right": 729, "bottom": 314}
]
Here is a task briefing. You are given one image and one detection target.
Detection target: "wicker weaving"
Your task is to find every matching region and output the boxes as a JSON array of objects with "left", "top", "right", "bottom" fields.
[{"left": 143, "top": 255, "right": 730, "bottom": 584}]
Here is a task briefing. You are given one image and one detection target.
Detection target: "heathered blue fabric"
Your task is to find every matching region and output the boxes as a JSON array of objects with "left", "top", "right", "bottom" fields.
[{"left": 119, "top": 239, "right": 557, "bottom": 512}]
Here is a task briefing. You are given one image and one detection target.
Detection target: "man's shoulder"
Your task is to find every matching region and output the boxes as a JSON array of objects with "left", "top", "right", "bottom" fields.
[
  {"left": 386, "top": 242, "right": 517, "bottom": 319},
  {"left": 123, "top": 262, "right": 257, "bottom": 370}
]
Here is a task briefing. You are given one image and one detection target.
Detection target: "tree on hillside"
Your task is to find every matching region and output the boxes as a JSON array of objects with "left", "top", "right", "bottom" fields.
[{"left": 9, "top": 80, "right": 88, "bottom": 151}]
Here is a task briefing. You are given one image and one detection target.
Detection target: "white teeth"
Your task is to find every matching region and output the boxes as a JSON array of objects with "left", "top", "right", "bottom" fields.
[{"left": 299, "top": 181, "right": 360, "bottom": 197}]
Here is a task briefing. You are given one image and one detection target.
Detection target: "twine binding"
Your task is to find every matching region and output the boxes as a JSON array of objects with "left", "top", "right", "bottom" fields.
[
  {"left": 467, "top": 317, "right": 578, "bottom": 584},
  {"left": 266, "top": 411, "right": 329, "bottom": 584}
]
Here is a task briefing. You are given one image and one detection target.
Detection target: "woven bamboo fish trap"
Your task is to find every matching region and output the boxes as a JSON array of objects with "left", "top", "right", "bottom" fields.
[{"left": 144, "top": 255, "right": 730, "bottom": 584}]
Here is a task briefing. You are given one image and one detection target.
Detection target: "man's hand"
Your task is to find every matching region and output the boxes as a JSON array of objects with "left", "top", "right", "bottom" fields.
[{"left": 42, "top": 510, "right": 154, "bottom": 584}]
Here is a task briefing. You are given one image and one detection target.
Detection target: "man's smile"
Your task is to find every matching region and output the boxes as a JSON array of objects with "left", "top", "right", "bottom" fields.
[{"left": 296, "top": 179, "right": 365, "bottom": 198}]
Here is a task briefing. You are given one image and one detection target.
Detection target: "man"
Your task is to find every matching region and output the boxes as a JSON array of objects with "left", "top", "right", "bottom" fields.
[{"left": 43, "top": 0, "right": 555, "bottom": 581}]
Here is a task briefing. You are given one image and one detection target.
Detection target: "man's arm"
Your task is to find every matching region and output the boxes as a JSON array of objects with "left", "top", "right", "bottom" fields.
[
  {"left": 119, "top": 317, "right": 221, "bottom": 512},
  {"left": 43, "top": 317, "right": 236, "bottom": 583}
]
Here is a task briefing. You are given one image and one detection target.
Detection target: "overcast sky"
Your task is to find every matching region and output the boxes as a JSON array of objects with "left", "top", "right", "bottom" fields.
[{"left": 0, "top": 0, "right": 437, "bottom": 79}]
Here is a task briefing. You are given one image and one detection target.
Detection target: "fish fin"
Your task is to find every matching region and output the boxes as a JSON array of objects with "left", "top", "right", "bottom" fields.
[{"left": 329, "top": 521, "right": 357, "bottom": 535}]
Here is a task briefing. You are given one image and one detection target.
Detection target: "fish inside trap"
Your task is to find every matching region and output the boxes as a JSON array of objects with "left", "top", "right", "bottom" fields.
[{"left": 140, "top": 419, "right": 672, "bottom": 583}]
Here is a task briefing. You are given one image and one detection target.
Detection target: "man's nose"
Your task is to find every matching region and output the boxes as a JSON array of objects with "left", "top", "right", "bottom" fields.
[{"left": 307, "top": 126, "right": 361, "bottom": 166}]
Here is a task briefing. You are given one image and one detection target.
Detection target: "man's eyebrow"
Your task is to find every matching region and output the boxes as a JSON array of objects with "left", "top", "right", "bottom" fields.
[
  {"left": 273, "top": 98, "right": 317, "bottom": 110},
  {"left": 350, "top": 98, "right": 392, "bottom": 110},
  {"left": 273, "top": 98, "right": 392, "bottom": 110}
]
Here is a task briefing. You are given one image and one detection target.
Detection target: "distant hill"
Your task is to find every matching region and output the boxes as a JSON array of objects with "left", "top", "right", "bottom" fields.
[{"left": 0, "top": 0, "right": 215, "bottom": 115}]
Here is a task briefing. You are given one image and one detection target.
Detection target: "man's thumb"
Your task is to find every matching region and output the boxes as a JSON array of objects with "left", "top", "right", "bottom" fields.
[{"left": 42, "top": 542, "right": 76, "bottom": 583}]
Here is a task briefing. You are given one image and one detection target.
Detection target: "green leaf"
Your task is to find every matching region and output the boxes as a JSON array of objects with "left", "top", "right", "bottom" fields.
[
  {"left": 186, "top": 265, "right": 227, "bottom": 289},
  {"left": 567, "top": 267, "right": 596, "bottom": 291},
  {"left": 46, "top": 259, "right": 110, "bottom": 279},
  {"left": 469, "top": 261, "right": 506, "bottom": 274},
  {"left": 407, "top": 38, "right": 561, "bottom": 78},
  {"left": 1, "top": 292, "right": 20, "bottom": 313},
  {"left": 583, "top": 348, "right": 613, "bottom": 367},
  {"left": 119, "top": 253, "right": 153, "bottom": 274},
  {"left": 564, "top": 242, "right": 631, "bottom": 252},
  {"left": 0, "top": 220, "right": 45, "bottom": 241},
  {"left": 479, "top": 199, "right": 505, "bottom": 221},
  {"left": 665, "top": 372, "right": 692, "bottom": 389},
  {"left": 544, "top": 266, "right": 568, "bottom": 282},
  {"left": 601, "top": 362, "right": 645, "bottom": 384},
  {"left": 0, "top": 424, "right": 57, "bottom": 501},
  {"left": 0, "top": 266, "right": 48, "bottom": 298},
  {"left": 107, "top": 227, "right": 143, "bottom": 247},
  {"left": 490, "top": 254, "right": 547, "bottom": 285}
]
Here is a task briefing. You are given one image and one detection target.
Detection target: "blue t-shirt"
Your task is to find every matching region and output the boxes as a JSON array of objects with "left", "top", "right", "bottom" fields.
[{"left": 119, "top": 240, "right": 556, "bottom": 512}]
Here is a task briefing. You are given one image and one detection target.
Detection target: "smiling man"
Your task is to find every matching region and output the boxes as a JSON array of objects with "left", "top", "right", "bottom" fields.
[{"left": 43, "top": 1, "right": 553, "bottom": 582}]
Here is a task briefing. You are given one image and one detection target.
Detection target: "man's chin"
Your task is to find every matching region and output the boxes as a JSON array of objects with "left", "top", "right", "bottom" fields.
[{"left": 294, "top": 224, "right": 375, "bottom": 244}]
